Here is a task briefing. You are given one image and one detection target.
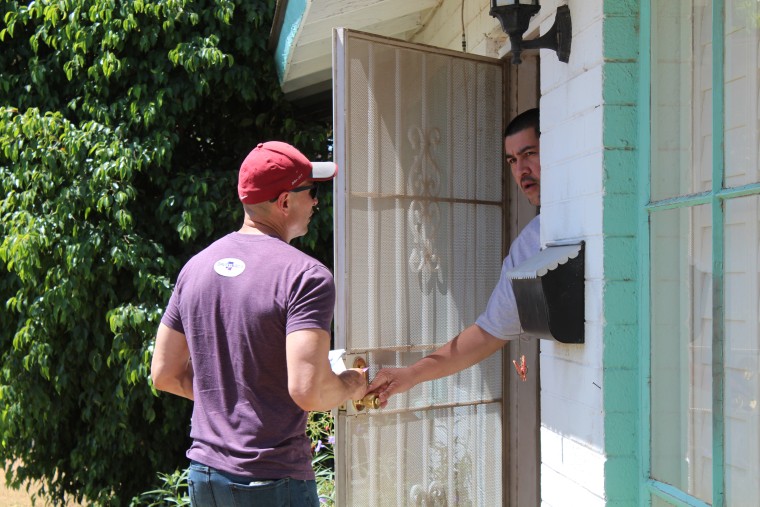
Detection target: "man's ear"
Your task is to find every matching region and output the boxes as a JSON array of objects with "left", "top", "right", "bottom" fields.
[{"left": 275, "top": 191, "right": 290, "bottom": 213}]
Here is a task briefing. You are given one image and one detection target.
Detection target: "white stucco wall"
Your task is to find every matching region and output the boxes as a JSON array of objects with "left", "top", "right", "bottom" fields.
[{"left": 411, "top": 1, "right": 608, "bottom": 505}]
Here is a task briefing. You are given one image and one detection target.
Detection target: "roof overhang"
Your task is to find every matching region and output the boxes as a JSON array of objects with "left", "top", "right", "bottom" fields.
[{"left": 269, "top": 0, "right": 440, "bottom": 102}]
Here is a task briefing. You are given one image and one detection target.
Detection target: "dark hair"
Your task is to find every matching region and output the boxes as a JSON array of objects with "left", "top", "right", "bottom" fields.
[{"left": 504, "top": 107, "right": 539, "bottom": 138}]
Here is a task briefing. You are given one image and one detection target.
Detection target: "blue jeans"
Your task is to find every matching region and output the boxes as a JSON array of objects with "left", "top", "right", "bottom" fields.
[{"left": 187, "top": 462, "right": 319, "bottom": 507}]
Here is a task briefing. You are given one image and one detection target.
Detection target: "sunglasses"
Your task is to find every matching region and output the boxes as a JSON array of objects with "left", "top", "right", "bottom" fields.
[
  {"left": 270, "top": 183, "right": 318, "bottom": 202},
  {"left": 290, "top": 183, "right": 318, "bottom": 199}
]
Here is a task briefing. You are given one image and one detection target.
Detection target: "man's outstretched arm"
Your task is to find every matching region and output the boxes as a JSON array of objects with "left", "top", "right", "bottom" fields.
[{"left": 367, "top": 324, "right": 508, "bottom": 407}]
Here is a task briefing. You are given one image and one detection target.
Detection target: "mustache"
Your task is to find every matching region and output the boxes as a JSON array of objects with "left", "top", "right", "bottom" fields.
[{"left": 521, "top": 176, "right": 538, "bottom": 187}]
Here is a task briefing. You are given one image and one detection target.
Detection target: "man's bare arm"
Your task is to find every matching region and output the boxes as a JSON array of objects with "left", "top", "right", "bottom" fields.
[
  {"left": 368, "top": 324, "right": 507, "bottom": 406},
  {"left": 151, "top": 323, "right": 194, "bottom": 401},
  {"left": 286, "top": 328, "right": 367, "bottom": 412}
]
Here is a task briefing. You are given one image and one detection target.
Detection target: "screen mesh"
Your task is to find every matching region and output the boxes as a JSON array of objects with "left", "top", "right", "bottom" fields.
[
  {"left": 342, "top": 37, "right": 504, "bottom": 352},
  {"left": 345, "top": 404, "right": 503, "bottom": 507},
  {"left": 335, "top": 30, "right": 506, "bottom": 506}
]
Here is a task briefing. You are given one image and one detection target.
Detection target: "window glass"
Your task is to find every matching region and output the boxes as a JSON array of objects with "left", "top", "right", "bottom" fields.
[
  {"left": 650, "top": 205, "right": 712, "bottom": 503},
  {"left": 650, "top": 0, "right": 712, "bottom": 200},
  {"left": 724, "top": 0, "right": 760, "bottom": 187},
  {"left": 724, "top": 195, "right": 760, "bottom": 503},
  {"left": 652, "top": 497, "right": 677, "bottom": 507},
  {"left": 649, "top": 1, "right": 760, "bottom": 504}
]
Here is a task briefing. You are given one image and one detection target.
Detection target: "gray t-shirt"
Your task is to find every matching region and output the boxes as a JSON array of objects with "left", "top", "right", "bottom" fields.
[
  {"left": 161, "top": 232, "right": 334, "bottom": 480},
  {"left": 475, "top": 214, "right": 540, "bottom": 339}
]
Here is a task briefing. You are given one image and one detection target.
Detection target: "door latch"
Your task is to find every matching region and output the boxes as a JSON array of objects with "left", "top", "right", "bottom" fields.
[{"left": 352, "top": 357, "right": 379, "bottom": 411}]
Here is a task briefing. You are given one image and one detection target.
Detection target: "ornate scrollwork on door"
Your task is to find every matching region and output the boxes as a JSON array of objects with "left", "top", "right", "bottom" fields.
[
  {"left": 427, "top": 481, "right": 447, "bottom": 506},
  {"left": 407, "top": 126, "right": 442, "bottom": 292}
]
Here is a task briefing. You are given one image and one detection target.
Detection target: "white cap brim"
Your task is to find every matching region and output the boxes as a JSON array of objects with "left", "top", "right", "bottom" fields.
[{"left": 311, "top": 161, "right": 338, "bottom": 181}]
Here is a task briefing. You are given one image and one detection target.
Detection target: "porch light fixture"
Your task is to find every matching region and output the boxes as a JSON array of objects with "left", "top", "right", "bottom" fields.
[{"left": 490, "top": 0, "right": 572, "bottom": 65}]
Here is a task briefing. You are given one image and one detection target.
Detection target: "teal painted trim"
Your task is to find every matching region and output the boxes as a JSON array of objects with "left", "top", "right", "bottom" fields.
[
  {"left": 647, "top": 480, "right": 712, "bottom": 507},
  {"left": 273, "top": 0, "right": 307, "bottom": 84},
  {"left": 645, "top": 184, "right": 760, "bottom": 213},
  {"left": 717, "top": 181, "right": 760, "bottom": 200},
  {"left": 637, "top": 1, "right": 653, "bottom": 505},
  {"left": 602, "top": 1, "right": 643, "bottom": 505},
  {"left": 711, "top": 0, "right": 726, "bottom": 504},
  {"left": 647, "top": 191, "right": 712, "bottom": 211}
]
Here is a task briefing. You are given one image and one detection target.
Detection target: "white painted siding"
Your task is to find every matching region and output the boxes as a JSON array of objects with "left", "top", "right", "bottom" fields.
[{"left": 539, "top": 0, "right": 606, "bottom": 504}]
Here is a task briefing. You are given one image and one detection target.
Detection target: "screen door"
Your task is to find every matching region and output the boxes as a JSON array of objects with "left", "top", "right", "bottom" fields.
[{"left": 332, "top": 28, "right": 507, "bottom": 506}]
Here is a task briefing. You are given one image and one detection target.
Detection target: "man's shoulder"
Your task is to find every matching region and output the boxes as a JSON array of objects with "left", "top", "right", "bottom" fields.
[
  {"left": 515, "top": 214, "right": 540, "bottom": 241},
  {"left": 508, "top": 214, "right": 540, "bottom": 263},
  {"left": 181, "top": 233, "right": 325, "bottom": 271}
]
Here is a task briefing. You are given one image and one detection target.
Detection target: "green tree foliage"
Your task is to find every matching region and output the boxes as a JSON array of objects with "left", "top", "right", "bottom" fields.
[{"left": 0, "top": 1, "right": 331, "bottom": 504}]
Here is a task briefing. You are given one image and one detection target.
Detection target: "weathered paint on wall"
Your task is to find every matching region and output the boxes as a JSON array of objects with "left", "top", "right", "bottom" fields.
[
  {"left": 273, "top": 0, "right": 308, "bottom": 83},
  {"left": 408, "top": 0, "right": 504, "bottom": 57}
]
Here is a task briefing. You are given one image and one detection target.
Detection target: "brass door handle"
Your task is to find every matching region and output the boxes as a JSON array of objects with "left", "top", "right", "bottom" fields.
[
  {"left": 352, "top": 357, "right": 379, "bottom": 411},
  {"left": 354, "top": 393, "right": 380, "bottom": 411}
]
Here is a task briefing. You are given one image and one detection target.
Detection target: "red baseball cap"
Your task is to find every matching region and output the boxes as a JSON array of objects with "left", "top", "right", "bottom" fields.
[{"left": 238, "top": 141, "right": 338, "bottom": 204}]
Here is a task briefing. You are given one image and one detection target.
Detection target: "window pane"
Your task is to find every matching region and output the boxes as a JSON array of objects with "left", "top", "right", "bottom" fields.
[
  {"left": 724, "top": 195, "right": 760, "bottom": 503},
  {"left": 650, "top": 0, "right": 713, "bottom": 200},
  {"left": 652, "top": 496, "right": 677, "bottom": 507},
  {"left": 650, "top": 205, "right": 712, "bottom": 502},
  {"left": 724, "top": 0, "right": 760, "bottom": 187}
]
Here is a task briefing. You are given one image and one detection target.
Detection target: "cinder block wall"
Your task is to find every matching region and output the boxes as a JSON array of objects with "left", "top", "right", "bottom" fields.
[
  {"left": 599, "top": 0, "right": 641, "bottom": 505},
  {"left": 539, "top": 1, "right": 607, "bottom": 506}
]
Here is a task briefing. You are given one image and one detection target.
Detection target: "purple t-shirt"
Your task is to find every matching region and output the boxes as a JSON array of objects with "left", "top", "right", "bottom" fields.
[{"left": 161, "top": 232, "right": 335, "bottom": 480}]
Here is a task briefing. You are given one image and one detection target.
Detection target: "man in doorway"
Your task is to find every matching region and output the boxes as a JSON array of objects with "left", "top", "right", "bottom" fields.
[
  {"left": 151, "top": 141, "right": 368, "bottom": 506},
  {"left": 368, "top": 108, "right": 541, "bottom": 405}
]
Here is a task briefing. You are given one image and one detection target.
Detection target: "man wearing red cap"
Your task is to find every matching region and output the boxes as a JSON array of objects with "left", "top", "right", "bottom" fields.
[{"left": 151, "top": 141, "right": 368, "bottom": 506}]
